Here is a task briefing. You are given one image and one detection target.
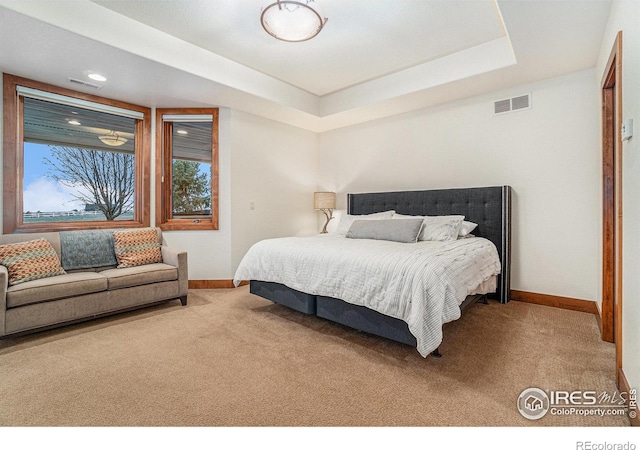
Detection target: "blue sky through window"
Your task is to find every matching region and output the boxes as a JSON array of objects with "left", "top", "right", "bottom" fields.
[
  {"left": 23, "top": 142, "right": 48, "bottom": 185},
  {"left": 22, "top": 142, "right": 87, "bottom": 213},
  {"left": 23, "top": 142, "right": 211, "bottom": 214}
]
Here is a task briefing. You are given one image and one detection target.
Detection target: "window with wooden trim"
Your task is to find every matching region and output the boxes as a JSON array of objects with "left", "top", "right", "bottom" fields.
[
  {"left": 2, "top": 74, "right": 151, "bottom": 233},
  {"left": 155, "top": 108, "right": 219, "bottom": 231}
]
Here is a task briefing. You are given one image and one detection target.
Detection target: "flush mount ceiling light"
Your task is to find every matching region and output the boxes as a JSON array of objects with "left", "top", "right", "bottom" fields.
[
  {"left": 98, "top": 130, "right": 127, "bottom": 147},
  {"left": 261, "top": 0, "right": 327, "bottom": 43},
  {"left": 88, "top": 73, "right": 107, "bottom": 82}
]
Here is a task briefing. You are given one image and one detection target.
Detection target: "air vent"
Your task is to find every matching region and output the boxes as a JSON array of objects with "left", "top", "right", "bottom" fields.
[
  {"left": 494, "top": 99, "right": 511, "bottom": 114},
  {"left": 68, "top": 77, "right": 102, "bottom": 89},
  {"left": 494, "top": 93, "right": 531, "bottom": 115}
]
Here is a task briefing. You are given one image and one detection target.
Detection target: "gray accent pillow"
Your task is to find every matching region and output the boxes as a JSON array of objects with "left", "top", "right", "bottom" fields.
[{"left": 346, "top": 218, "right": 424, "bottom": 243}]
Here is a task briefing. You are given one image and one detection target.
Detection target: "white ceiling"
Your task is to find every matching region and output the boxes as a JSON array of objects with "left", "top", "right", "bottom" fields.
[
  {"left": 93, "top": 0, "right": 507, "bottom": 96},
  {"left": 0, "top": 0, "right": 612, "bottom": 132}
]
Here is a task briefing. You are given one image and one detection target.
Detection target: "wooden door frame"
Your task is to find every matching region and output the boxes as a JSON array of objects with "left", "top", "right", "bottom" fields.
[{"left": 601, "top": 31, "right": 622, "bottom": 384}]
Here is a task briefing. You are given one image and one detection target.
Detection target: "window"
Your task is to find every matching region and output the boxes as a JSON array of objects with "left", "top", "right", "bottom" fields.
[
  {"left": 2, "top": 74, "right": 151, "bottom": 233},
  {"left": 156, "top": 109, "right": 219, "bottom": 231}
]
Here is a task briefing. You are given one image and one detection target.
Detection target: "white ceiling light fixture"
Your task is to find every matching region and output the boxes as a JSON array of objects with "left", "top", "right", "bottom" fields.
[
  {"left": 98, "top": 130, "right": 127, "bottom": 147},
  {"left": 260, "top": 0, "right": 327, "bottom": 43},
  {"left": 88, "top": 73, "right": 107, "bottom": 82}
]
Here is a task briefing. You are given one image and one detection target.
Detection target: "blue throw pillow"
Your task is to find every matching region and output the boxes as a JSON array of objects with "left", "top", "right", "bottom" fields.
[{"left": 60, "top": 229, "right": 118, "bottom": 270}]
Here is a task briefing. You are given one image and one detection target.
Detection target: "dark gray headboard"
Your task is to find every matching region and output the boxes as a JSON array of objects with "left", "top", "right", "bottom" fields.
[{"left": 347, "top": 185, "right": 511, "bottom": 304}]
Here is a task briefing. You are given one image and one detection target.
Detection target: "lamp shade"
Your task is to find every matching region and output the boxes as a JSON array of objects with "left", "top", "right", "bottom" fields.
[{"left": 314, "top": 192, "right": 335, "bottom": 210}]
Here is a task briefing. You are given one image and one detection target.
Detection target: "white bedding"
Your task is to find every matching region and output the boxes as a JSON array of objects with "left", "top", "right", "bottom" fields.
[{"left": 233, "top": 234, "right": 501, "bottom": 357}]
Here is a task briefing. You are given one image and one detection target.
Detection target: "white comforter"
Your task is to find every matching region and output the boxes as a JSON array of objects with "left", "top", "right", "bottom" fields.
[{"left": 233, "top": 234, "right": 501, "bottom": 357}]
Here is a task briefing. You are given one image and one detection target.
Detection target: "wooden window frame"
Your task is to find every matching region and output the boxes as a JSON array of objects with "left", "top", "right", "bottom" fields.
[
  {"left": 155, "top": 108, "right": 219, "bottom": 231},
  {"left": 2, "top": 74, "right": 151, "bottom": 233}
]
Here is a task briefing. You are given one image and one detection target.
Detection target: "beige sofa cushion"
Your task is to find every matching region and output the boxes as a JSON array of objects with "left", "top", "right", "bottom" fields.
[
  {"left": 6, "top": 272, "right": 108, "bottom": 308},
  {"left": 100, "top": 263, "right": 178, "bottom": 290}
]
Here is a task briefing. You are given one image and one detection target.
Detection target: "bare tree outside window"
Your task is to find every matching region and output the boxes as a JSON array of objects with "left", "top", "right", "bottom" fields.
[{"left": 44, "top": 146, "right": 135, "bottom": 221}]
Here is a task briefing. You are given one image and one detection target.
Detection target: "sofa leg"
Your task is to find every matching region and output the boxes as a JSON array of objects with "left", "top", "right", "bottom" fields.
[{"left": 179, "top": 295, "right": 188, "bottom": 306}]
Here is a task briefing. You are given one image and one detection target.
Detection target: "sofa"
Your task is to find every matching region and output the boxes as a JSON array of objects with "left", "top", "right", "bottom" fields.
[{"left": 0, "top": 227, "right": 188, "bottom": 337}]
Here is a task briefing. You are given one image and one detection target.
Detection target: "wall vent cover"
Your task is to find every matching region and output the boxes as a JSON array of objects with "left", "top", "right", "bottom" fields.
[
  {"left": 494, "top": 93, "right": 531, "bottom": 115},
  {"left": 68, "top": 78, "right": 102, "bottom": 89}
]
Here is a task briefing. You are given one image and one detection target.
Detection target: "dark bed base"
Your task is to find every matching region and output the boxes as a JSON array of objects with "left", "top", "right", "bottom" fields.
[
  {"left": 249, "top": 185, "right": 511, "bottom": 356},
  {"left": 250, "top": 280, "right": 484, "bottom": 355},
  {"left": 249, "top": 280, "right": 317, "bottom": 314},
  {"left": 317, "top": 292, "right": 485, "bottom": 349}
]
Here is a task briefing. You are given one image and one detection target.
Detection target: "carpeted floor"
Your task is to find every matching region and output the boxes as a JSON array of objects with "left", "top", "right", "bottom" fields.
[{"left": 0, "top": 286, "right": 630, "bottom": 427}]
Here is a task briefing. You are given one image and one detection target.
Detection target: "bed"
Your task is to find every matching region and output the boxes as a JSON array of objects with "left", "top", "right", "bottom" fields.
[{"left": 233, "top": 185, "right": 511, "bottom": 358}]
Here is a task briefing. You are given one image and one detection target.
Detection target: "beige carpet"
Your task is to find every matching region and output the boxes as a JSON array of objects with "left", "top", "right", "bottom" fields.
[{"left": 0, "top": 286, "right": 630, "bottom": 427}]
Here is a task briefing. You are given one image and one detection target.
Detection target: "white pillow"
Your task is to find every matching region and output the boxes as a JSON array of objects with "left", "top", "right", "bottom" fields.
[
  {"left": 335, "top": 210, "right": 395, "bottom": 235},
  {"left": 393, "top": 213, "right": 465, "bottom": 241},
  {"left": 421, "top": 215, "right": 465, "bottom": 241},
  {"left": 458, "top": 220, "right": 478, "bottom": 238},
  {"left": 392, "top": 213, "right": 423, "bottom": 220}
]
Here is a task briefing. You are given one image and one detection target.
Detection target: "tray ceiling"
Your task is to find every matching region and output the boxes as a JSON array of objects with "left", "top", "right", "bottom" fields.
[{"left": 0, "top": 0, "right": 612, "bottom": 132}]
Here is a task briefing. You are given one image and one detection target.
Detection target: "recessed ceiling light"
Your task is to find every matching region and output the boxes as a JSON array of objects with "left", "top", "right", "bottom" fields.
[
  {"left": 176, "top": 130, "right": 188, "bottom": 135},
  {"left": 87, "top": 73, "right": 107, "bottom": 82},
  {"left": 67, "top": 120, "right": 81, "bottom": 125}
]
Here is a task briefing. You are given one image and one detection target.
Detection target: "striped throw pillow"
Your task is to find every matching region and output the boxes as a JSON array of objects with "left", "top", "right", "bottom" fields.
[
  {"left": 0, "top": 238, "right": 66, "bottom": 286},
  {"left": 113, "top": 228, "right": 163, "bottom": 268}
]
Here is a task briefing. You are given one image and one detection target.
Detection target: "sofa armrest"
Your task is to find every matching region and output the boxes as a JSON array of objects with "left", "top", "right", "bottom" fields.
[
  {"left": 162, "top": 246, "right": 188, "bottom": 297},
  {"left": 0, "top": 265, "right": 7, "bottom": 336}
]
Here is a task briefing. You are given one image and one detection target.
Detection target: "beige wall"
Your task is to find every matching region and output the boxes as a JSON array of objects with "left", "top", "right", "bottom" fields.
[
  {"left": 160, "top": 108, "right": 233, "bottom": 280},
  {"left": 596, "top": 0, "right": 640, "bottom": 396},
  {"left": 0, "top": 74, "right": 3, "bottom": 224},
  {"left": 161, "top": 109, "right": 318, "bottom": 279},
  {"left": 229, "top": 110, "right": 318, "bottom": 273},
  {"left": 318, "top": 69, "right": 601, "bottom": 303}
]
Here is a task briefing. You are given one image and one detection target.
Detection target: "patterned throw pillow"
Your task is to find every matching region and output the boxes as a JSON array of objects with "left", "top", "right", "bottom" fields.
[
  {"left": 113, "top": 228, "right": 163, "bottom": 268},
  {"left": 60, "top": 229, "right": 117, "bottom": 270},
  {"left": 0, "top": 238, "right": 66, "bottom": 286}
]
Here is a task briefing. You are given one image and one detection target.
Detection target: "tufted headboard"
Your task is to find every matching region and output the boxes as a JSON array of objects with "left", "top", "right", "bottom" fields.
[{"left": 347, "top": 185, "right": 511, "bottom": 304}]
